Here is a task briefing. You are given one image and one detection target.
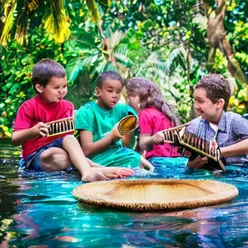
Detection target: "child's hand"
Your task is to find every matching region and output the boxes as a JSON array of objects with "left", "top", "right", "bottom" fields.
[
  {"left": 187, "top": 155, "right": 208, "bottom": 169},
  {"left": 152, "top": 131, "right": 164, "bottom": 144},
  {"left": 178, "top": 147, "right": 192, "bottom": 157},
  {"left": 111, "top": 123, "right": 123, "bottom": 140},
  {"left": 34, "top": 122, "right": 49, "bottom": 137}
]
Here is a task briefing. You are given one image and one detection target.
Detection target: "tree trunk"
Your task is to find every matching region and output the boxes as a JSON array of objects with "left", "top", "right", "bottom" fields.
[{"left": 204, "top": 0, "right": 248, "bottom": 85}]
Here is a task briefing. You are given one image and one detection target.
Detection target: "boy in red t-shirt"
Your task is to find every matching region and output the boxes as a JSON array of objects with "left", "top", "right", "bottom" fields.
[{"left": 12, "top": 59, "right": 134, "bottom": 182}]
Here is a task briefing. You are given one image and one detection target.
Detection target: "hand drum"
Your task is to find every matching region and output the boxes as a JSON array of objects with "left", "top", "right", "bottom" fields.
[{"left": 117, "top": 115, "right": 139, "bottom": 135}]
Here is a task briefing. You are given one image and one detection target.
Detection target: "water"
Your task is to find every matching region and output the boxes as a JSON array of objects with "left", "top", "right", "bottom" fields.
[{"left": 1, "top": 139, "right": 248, "bottom": 247}]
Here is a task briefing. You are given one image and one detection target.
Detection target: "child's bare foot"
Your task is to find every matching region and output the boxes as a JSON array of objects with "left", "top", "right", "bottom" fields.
[
  {"left": 81, "top": 167, "right": 135, "bottom": 182},
  {"left": 81, "top": 169, "right": 109, "bottom": 182},
  {"left": 100, "top": 167, "right": 135, "bottom": 179},
  {"left": 119, "top": 168, "right": 135, "bottom": 178}
]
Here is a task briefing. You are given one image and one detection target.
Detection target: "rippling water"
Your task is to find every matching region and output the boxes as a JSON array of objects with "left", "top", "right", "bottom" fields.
[{"left": 1, "top": 139, "right": 248, "bottom": 247}]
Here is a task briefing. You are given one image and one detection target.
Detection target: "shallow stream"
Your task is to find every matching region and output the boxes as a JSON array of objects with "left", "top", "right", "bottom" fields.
[{"left": 0, "top": 139, "right": 248, "bottom": 247}]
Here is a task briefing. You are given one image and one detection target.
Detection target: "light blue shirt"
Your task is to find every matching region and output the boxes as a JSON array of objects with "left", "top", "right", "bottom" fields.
[{"left": 187, "top": 111, "right": 248, "bottom": 164}]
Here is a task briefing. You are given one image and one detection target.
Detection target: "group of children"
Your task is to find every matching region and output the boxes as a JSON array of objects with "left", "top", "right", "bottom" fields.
[{"left": 12, "top": 59, "right": 248, "bottom": 182}]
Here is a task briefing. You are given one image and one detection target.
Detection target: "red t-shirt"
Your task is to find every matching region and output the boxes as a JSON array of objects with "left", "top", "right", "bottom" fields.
[
  {"left": 13, "top": 95, "right": 74, "bottom": 159},
  {"left": 139, "top": 107, "right": 180, "bottom": 159}
]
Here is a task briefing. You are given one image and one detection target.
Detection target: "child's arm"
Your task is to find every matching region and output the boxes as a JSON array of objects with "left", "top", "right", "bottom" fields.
[
  {"left": 220, "top": 139, "right": 248, "bottom": 157},
  {"left": 79, "top": 124, "right": 122, "bottom": 156},
  {"left": 139, "top": 132, "right": 164, "bottom": 152},
  {"left": 121, "top": 133, "right": 133, "bottom": 147},
  {"left": 12, "top": 122, "right": 49, "bottom": 146},
  {"left": 139, "top": 134, "right": 154, "bottom": 152}
]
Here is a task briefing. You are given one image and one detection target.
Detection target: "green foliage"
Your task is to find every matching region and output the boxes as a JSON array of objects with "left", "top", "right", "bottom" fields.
[
  {"left": 225, "top": 0, "right": 248, "bottom": 75},
  {"left": 0, "top": 42, "right": 33, "bottom": 137},
  {"left": 224, "top": 0, "right": 248, "bottom": 113},
  {"left": 0, "top": 0, "right": 248, "bottom": 137},
  {"left": 0, "top": 27, "right": 66, "bottom": 137}
]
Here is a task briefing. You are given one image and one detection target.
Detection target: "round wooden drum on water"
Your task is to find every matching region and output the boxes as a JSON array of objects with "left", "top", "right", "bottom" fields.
[{"left": 73, "top": 179, "right": 238, "bottom": 211}]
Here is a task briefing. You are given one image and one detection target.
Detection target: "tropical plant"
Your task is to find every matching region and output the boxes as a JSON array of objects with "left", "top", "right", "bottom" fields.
[
  {"left": 0, "top": 0, "right": 112, "bottom": 46},
  {"left": 203, "top": 0, "right": 247, "bottom": 87},
  {"left": 0, "top": 0, "right": 248, "bottom": 137},
  {"left": 0, "top": 27, "right": 66, "bottom": 137}
]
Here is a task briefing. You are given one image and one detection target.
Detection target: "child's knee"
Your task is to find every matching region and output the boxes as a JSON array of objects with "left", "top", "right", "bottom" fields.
[
  {"left": 40, "top": 149, "right": 70, "bottom": 170},
  {"left": 63, "top": 134, "right": 77, "bottom": 143}
]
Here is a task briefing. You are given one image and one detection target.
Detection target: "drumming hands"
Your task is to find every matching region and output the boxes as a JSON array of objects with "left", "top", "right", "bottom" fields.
[
  {"left": 34, "top": 122, "right": 49, "bottom": 137},
  {"left": 187, "top": 155, "right": 208, "bottom": 169},
  {"left": 152, "top": 131, "right": 165, "bottom": 145},
  {"left": 111, "top": 123, "right": 125, "bottom": 140},
  {"left": 179, "top": 147, "right": 209, "bottom": 169}
]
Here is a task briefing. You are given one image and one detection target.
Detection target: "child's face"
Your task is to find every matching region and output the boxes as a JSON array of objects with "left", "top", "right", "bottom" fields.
[
  {"left": 193, "top": 87, "right": 223, "bottom": 123},
  {"left": 97, "top": 78, "right": 122, "bottom": 109},
  {"left": 127, "top": 92, "right": 140, "bottom": 114},
  {"left": 37, "top": 76, "right": 68, "bottom": 103}
]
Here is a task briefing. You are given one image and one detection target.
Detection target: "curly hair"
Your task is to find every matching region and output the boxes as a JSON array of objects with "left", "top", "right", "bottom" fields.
[{"left": 96, "top": 71, "right": 124, "bottom": 88}]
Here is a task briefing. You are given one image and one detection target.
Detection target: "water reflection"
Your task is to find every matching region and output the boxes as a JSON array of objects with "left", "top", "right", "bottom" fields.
[{"left": 1, "top": 139, "right": 248, "bottom": 247}]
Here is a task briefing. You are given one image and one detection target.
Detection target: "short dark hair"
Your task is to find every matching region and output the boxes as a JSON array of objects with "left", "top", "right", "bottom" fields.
[
  {"left": 195, "top": 74, "right": 231, "bottom": 111},
  {"left": 96, "top": 71, "right": 123, "bottom": 88},
  {"left": 32, "top": 59, "right": 66, "bottom": 92}
]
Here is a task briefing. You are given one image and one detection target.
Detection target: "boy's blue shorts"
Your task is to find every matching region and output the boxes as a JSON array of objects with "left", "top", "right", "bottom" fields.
[{"left": 19, "top": 138, "right": 64, "bottom": 172}]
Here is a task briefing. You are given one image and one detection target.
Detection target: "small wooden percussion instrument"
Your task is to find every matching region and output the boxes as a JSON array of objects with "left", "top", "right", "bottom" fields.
[
  {"left": 161, "top": 123, "right": 226, "bottom": 171},
  {"left": 46, "top": 117, "right": 74, "bottom": 137},
  {"left": 117, "top": 115, "right": 139, "bottom": 135}
]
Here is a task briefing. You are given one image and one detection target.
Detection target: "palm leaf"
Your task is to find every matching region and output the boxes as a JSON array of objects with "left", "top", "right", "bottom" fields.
[
  {"left": 114, "top": 44, "right": 134, "bottom": 67},
  {"left": 105, "top": 30, "right": 124, "bottom": 50},
  {"left": 102, "top": 61, "right": 118, "bottom": 72},
  {"left": 42, "top": 0, "right": 70, "bottom": 43},
  {"left": 96, "top": 0, "right": 111, "bottom": 7},
  {"left": 163, "top": 46, "right": 188, "bottom": 72},
  {"left": 85, "top": 0, "right": 101, "bottom": 24},
  {"left": 134, "top": 52, "right": 170, "bottom": 78},
  {"left": 69, "top": 29, "right": 98, "bottom": 49},
  {"left": 67, "top": 54, "right": 102, "bottom": 83},
  {"left": 66, "top": 57, "right": 84, "bottom": 83},
  {"left": 0, "top": 2, "right": 16, "bottom": 46},
  {"left": 14, "top": 0, "right": 39, "bottom": 44}
]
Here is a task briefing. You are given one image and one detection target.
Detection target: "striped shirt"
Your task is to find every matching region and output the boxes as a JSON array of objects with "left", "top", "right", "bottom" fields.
[{"left": 187, "top": 111, "right": 248, "bottom": 164}]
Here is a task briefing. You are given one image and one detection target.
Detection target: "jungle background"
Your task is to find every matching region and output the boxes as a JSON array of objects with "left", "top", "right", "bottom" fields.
[{"left": 0, "top": 0, "right": 247, "bottom": 138}]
